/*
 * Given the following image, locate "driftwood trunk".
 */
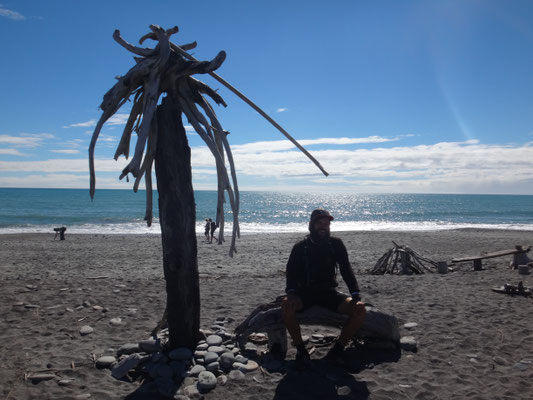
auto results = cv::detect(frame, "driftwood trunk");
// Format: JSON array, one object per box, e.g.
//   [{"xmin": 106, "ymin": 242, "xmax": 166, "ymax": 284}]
[
  {"xmin": 155, "ymin": 96, "xmax": 200, "ymax": 349},
  {"xmin": 235, "ymin": 296, "xmax": 400, "ymax": 359}
]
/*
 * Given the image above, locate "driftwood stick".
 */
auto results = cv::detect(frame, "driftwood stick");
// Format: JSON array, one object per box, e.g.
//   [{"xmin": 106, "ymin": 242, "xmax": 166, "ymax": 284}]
[
  {"xmin": 144, "ymin": 163, "xmax": 153, "ymax": 226},
  {"xmin": 113, "ymin": 29, "xmax": 155, "ymax": 57},
  {"xmin": 172, "ymin": 45, "xmax": 329, "ymax": 177},
  {"xmin": 114, "ymin": 92, "xmax": 143, "ymax": 160}
]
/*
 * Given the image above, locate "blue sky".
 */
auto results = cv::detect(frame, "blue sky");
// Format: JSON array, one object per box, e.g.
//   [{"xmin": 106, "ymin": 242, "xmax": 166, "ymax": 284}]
[{"xmin": 1, "ymin": 0, "xmax": 532, "ymax": 194}]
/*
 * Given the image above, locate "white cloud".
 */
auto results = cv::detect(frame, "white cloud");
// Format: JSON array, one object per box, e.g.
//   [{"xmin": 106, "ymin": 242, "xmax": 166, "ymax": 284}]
[
  {"xmin": 230, "ymin": 136, "xmax": 400, "ymax": 153},
  {"xmin": 0, "ymin": 5, "xmax": 25, "ymax": 20},
  {"xmin": 0, "ymin": 149, "xmax": 25, "ymax": 156},
  {"xmin": 276, "ymin": 108, "xmax": 288, "ymax": 113},
  {"xmin": 107, "ymin": 113, "xmax": 130, "ymax": 126},
  {"xmin": 1, "ymin": 138, "xmax": 532, "ymax": 194},
  {"xmin": 0, "ymin": 133, "xmax": 54, "ymax": 147},
  {"xmin": 64, "ymin": 113, "xmax": 131, "ymax": 129},
  {"xmin": 64, "ymin": 119, "xmax": 97, "ymax": 128},
  {"xmin": 51, "ymin": 149, "xmax": 80, "ymax": 154}
]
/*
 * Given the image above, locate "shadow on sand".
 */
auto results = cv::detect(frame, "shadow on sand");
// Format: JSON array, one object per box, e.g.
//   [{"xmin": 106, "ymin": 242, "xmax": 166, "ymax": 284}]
[{"xmin": 273, "ymin": 345, "xmax": 401, "ymax": 400}]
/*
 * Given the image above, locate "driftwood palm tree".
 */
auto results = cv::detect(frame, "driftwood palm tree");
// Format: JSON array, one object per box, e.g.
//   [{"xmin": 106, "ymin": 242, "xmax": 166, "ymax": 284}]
[{"xmin": 89, "ymin": 24, "xmax": 327, "ymax": 349}]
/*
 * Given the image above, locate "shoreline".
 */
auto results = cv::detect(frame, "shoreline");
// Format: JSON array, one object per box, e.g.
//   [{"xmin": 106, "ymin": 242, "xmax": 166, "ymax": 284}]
[{"xmin": 1, "ymin": 230, "xmax": 532, "ymax": 399}]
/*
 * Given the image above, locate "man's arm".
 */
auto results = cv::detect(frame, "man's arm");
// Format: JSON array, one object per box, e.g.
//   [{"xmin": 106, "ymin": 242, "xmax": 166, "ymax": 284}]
[
  {"xmin": 335, "ymin": 240, "xmax": 361, "ymax": 300},
  {"xmin": 285, "ymin": 243, "xmax": 301, "ymax": 294}
]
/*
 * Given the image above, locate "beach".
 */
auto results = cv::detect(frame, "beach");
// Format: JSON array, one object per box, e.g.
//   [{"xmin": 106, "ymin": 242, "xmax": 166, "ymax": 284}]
[{"xmin": 1, "ymin": 229, "xmax": 532, "ymax": 399}]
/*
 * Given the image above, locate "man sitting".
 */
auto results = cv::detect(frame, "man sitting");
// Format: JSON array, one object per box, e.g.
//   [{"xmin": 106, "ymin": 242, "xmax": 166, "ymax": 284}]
[{"xmin": 281, "ymin": 209, "xmax": 366, "ymax": 369}]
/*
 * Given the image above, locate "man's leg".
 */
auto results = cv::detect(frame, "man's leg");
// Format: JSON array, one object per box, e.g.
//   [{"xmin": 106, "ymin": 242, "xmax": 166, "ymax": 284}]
[
  {"xmin": 336, "ymin": 298, "xmax": 366, "ymax": 346},
  {"xmin": 325, "ymin": 297, "xmax": 366, "ymax": 362},
  {"xmin": 281, "ymin": 294, "xmax": 311, "ymax": 369},
  {"xmin": 281, "ymin": 295, "xmax": 305, "ymax": 345}
]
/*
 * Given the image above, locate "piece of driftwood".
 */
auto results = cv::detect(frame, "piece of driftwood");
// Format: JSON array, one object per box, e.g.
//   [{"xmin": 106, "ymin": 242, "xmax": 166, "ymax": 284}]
[
  {"xmin": 368, "ymin": 241, "xmax": 437, "ymax": 275},
  {"xmin": 235, "ymin": 295, "xmax": 400, "ymax": 359},
  {"xmin": 452, "ymin": 245, "xmax": 531, "ymax": 271}
]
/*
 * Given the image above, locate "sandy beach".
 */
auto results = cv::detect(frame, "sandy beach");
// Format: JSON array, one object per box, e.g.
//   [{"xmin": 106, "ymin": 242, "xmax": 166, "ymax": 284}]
[{"xmin": 1, "ymin": 229, "xmax": 532, "ymax": 399}]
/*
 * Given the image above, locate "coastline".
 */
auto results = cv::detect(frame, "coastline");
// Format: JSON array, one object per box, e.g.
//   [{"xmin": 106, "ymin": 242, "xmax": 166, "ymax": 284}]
[{"xmin": 1, "ymin": 229, "xmax": 532, "ymax": 399}]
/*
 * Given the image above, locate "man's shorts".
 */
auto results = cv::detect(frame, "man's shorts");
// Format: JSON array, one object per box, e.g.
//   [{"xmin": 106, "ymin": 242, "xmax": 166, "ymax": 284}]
[{"xmin": 294, "ymin": 288, "xmax": 349, "ymax": 312}]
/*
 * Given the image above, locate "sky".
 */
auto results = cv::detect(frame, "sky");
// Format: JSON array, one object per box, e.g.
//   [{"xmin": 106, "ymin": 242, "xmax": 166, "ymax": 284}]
[{"xmin": 1, "ymin": 0, "xmax": 533, "ymax": 194}]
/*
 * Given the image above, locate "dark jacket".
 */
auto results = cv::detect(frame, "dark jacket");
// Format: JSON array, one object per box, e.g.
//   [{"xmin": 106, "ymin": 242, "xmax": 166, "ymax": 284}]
[{"xmin": 285, "ymin": 236, "xmax": 359, "ymax": 294}]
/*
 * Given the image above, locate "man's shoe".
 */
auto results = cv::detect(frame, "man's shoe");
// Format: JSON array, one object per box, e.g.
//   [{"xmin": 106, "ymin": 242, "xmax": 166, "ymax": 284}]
[
  {"xmin": 323, "ymin": 343, "xmax": 345, "ymax": 364},
  {"xmin": 294, "ymin": 348, "xmax": 311, "ymax": 370}
]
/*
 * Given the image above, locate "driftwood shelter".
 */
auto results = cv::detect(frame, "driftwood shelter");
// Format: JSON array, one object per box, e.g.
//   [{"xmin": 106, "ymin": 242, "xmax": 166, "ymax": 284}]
[
  {"xmin": 368, "ymin": 241, "xmax": 438, "ymax": 275},
  {"xmin": 88, "ymin": 25, "xmax": 328, "ymax": 350}
]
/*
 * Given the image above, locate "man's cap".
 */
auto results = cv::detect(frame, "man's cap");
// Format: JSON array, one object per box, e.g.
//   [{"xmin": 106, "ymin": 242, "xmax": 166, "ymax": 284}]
[{"xmin": 309, "ymin": 209, "xmax": 334, "ymax": 224}]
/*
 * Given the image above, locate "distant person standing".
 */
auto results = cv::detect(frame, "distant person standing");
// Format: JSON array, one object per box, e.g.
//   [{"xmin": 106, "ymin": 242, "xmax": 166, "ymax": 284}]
[
  {"xmin": 210, "ymin": 219, "xmax": 218, "ymax": 243},
  {"xmin": 204, "ymin": 219, "xmax": 211, "ymax": 242}
]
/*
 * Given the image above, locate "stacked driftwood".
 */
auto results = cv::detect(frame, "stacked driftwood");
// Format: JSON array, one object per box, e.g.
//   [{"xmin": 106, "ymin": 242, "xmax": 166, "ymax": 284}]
[{"xmin": 368, "ymin": 241, "xmax": 437, "ymax": 275}]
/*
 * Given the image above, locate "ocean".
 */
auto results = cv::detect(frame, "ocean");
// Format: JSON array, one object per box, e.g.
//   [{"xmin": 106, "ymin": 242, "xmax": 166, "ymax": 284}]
[{"xmin": 1, "ymin": 188, "xmax": 532, "ymax": 234}]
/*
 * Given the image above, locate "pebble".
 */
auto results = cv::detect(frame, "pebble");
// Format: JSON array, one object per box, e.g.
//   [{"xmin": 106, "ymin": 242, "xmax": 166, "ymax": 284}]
[
  {"xmin": 111, "ymin": 353, "xmax": 141, "ymax": 379},
  {"xmin": 95, "ymin": 356, "xmax": 116, "ymax": 368},
  {"xmin": 196, "ymin": 343, "xmax": 209, "ymax": 351},
  {"xmin": 194, "ymin": 350, "xmax": 206, "ymax": 359},
  {"xmin": 93, "ymin": 305, "xmax": 103, "ymax": 311},
  {"xmin": 109, "ymin": 317, "xmax": 122, "ymax": 325},
  {"xmin": 219, "ymin": 352, "xmax": 237, "ymax": 369},
  {"xmin": 182, "ymin": 377, "xmax": 196, "ymax": 387},
  {"xmin": 400, "ymin": 336, "xmax": 418, "ymax": 352},
  {"xmin": 169, "ymin": 347, "xmax": 193, "ymax": 360},
  {"xmin": 235, "ymin": 355, "xmax": 248, "ymax": 363},
  {"xmin": 188, "ymin": 365, "xmax": 206, "ymax": 377},
  {"xmin": 217, "ymin": 374, "xmax": 228, "ymax": 386},
  {"xmin": 79, "ymin": 325, "xmax": 94, "ymax": 336},
  {"xmin": 337, "ymin": 386, "xmax": 351, "ymax": 396},
  {"xmin": 228, "ymin": 370, "xmax": 246, "ymax": 380},
  {"xmin": 514, "ymin": 362, "xmax": 528, "ymax": 371},
  {"xmin": 58, "ymin": 379, "xmax": 75, "ymax": 386},
  {"xmin": 206, "ymin": 361, "xmax": 220, "ymax": 372},
  {"xmin": 236, "ymin": 360, "xmax": 259, "ymax": 373},
  {"xmin": 206, "ymin": 335, "xmax": 223, "ymax": 346},
  {"xmin": 403, "ymin": 322, "xmax": 418, "ymax": 329},
  {"xmin": 117, "ymin": 343, "xmax": 139, "ymax": 356},
  {"xmin": 203, "ymin": 351, "xmax": 218, "ymax": 364},
  {"xmin": 244, "ymin": 343, "xmax": 257, "ymax": 352},
  {"xmin": 207, "ymin": 346, "xmax": 225, "ymax": 354},
  {"xmin": 24, "ymin": 304, "xmax": 40, "ymax": 309},
  {"xmin": 183, "ymin": 384, "xmax": 200, "ymax": 397},
  {"xmin": 492, "ymin": 356, "xmax": 507, "ymax": 365},
  {"xmin": 197, "ymin": 371, "xmax": 217, "ymax": 391},
  {"xmin": 139, "ymin": 339, "xmax": 161, "ymax": 353}
]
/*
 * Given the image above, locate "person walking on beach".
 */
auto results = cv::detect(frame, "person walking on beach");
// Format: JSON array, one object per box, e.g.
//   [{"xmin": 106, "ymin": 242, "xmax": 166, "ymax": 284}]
[
  {"xmin": 204, "ymin": 219, "xmax": 211, "ymax": 242},
  {"xmin": 209, "ymin": 219, "xmax": 218, "ymax": 243},
  {"xmin": 281, "ymin": 209, "xmax": 366, "ymax": 369}
]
